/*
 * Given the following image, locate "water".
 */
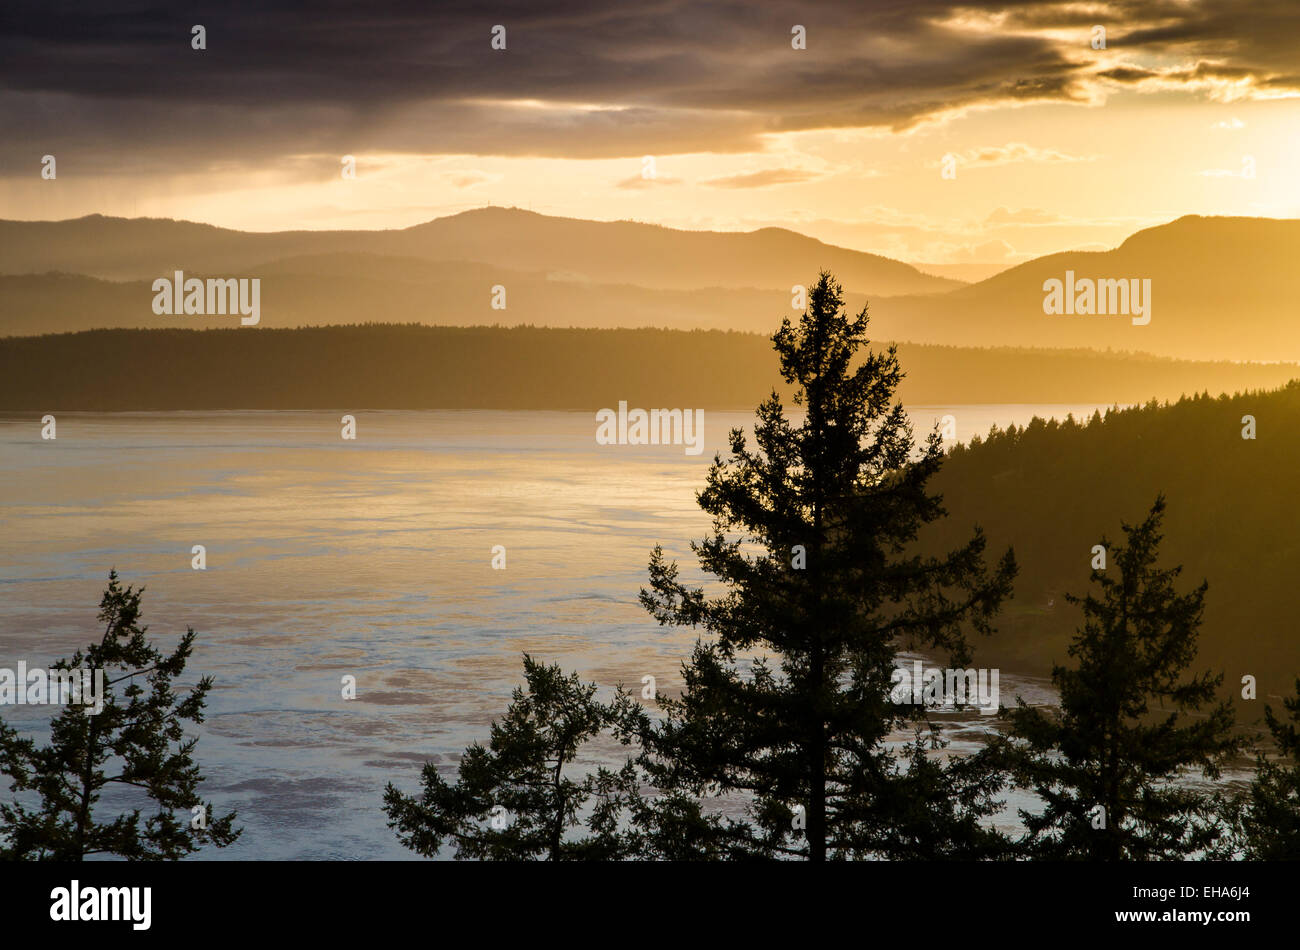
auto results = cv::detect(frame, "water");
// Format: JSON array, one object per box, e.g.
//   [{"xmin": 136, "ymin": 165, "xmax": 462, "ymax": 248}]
[{"xmin": 0, "ymin": 405, "xmax": 1134, "ymax": 859}]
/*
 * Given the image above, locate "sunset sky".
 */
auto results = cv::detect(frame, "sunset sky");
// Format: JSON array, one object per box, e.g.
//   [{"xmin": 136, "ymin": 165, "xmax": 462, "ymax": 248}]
[{"xmin": 3, "ymin": 1, "xmax": 1299, "ymax": 278}]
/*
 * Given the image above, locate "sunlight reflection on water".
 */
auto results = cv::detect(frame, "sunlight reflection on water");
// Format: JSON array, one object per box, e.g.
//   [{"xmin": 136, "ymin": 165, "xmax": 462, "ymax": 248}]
[{"xmin": 3, "ymin": 405, "xmax": 1197, "ymax": 859}]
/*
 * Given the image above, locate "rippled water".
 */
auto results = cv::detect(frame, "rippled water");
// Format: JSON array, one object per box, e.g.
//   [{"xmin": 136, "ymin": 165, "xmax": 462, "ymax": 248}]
[{"xmin": 0, "ymin": 406, "xmax": 1132, "ymax": 859}]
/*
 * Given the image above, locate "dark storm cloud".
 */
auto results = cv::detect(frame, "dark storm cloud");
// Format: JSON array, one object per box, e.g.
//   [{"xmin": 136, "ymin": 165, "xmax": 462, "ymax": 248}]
[{"xmin": 0, "ymin": 0, "xmax": 1297, "ymax": 175}]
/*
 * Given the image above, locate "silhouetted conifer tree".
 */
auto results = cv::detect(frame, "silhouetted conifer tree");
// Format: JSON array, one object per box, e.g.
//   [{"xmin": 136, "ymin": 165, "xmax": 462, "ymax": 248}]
[
  {"xmin": 383, "ymin": 654, "xmax": 643, "ymax": 860},
  {"xmin": 0, "ymin": 571, "xmax": 239, "ymax": 859},
  {"xmin": 1235, "ymin": 677, "xmax": 1300, "ymax": 859},
  {"xmin": 635, "ymin": 272, "xmax": 1017, "ymax": 860},
  {"xmin": 1006, "ymin": 498, "xmax": 1240, "ymax": 859}
]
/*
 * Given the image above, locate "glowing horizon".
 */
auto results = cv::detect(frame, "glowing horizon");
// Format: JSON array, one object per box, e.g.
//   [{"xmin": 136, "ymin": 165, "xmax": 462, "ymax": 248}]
[{"xmin": 2, "ymin": 3, "xmax": 1299, "ymax": 280}]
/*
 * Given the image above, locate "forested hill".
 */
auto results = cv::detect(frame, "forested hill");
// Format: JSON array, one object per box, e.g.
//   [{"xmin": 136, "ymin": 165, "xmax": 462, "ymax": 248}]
[
  {"xmin": 1, "ymin": 324, "xmax": 1295, "ymax": 411},
  {"xmin": 923, "ymin": 382, "xmax": 1300, "ymax": 706}
]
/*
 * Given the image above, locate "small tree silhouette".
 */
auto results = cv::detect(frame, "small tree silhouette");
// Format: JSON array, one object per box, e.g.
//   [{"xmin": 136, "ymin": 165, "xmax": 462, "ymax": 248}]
[
  {"xmin": 1006, "ymin": 498, "xmax": 1241, "ymax": 860},
  {"xmin": 0, "ymin": 570, "xmax": 240, "ymax": 859},
  {"xmin": 383, "ymin": 654, "xmax": 642, "ymax": 860},
  {"xmin": 1234, "ymin": 677, "xmax": 1300, "ymax": 859}
]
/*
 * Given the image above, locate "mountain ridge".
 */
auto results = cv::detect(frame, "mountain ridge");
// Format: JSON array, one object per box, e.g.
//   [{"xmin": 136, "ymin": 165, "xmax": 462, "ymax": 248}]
[
  {"xmin": 0, "ymin": 206, "xmax": 962, "ymax": 295},
  {"xmin": 4, "ymin": 210, "xmax": 1300, "ymax": 361}
]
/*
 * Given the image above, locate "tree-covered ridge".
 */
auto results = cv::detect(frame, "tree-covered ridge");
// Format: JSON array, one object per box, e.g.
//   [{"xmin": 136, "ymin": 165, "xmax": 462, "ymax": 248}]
[
  {"xmin": 924, "ymin": 381, "xmax": 1300, "ymax": 702},
  {"xmin": 1, "ymin": 324, "xmax": 1295, "ymax": 410}
]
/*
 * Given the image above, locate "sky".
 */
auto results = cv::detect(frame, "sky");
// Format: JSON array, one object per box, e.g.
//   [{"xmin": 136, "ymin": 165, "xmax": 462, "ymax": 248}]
[{"xmin": 2, "ymin": 0, "xmax": 1299, "ymax": 278}]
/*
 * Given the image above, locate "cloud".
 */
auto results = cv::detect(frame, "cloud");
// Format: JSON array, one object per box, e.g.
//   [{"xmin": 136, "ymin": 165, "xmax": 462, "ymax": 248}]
[
  {"xmin": 2, "ymin": 0, "xmax": 1299, "ymax": 174},
  {"xmin": 948, "ymin": 143, "xmax": 1096, "ymax": 170},
  {"xmin": 1095, "ymin": 61, "xmax": 1278, "ymax": 103},
  {"xmin": 444, "ymin": 171, "xmax": 499, "ymax": 189},
  {"xmin": 985, "ymin": 207, "xmax": 1065, "ymax": 226},
  {"xmin": 949, "ymin": 239, "xmax": 1019, "ymax": 262},
  {"xmin": 615, "ymin": 173, "xmax": 684, "ymax": 189},
  {"xmin": 702, "ymin": 168, "xmax": 821, "ymax": 188}
]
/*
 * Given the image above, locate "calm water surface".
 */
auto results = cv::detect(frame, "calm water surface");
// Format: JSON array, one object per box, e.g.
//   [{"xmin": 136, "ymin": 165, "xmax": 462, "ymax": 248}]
[{"xmin": 0, "ymin": 406, "xmax": 1127, "ymax": 858}]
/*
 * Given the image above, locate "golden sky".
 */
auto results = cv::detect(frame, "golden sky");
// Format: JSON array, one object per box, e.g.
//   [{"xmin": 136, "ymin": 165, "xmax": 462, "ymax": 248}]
[{"xmin": 3, "ymin": 1, "xmax": 1298, "ymax": 278}]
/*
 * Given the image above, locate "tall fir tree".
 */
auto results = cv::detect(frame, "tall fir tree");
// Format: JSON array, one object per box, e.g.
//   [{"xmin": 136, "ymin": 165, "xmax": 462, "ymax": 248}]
[
  {"xmin": 636, "ymin": 272, "xmax": 1017, "ymax": 860},
  {"xmin": 0, "ymin": 571, "xmax": 240, "ymax": 860},
  {"xmin": 1006, "ymin": 497, "xmax": 1240, "ymax": 860}
]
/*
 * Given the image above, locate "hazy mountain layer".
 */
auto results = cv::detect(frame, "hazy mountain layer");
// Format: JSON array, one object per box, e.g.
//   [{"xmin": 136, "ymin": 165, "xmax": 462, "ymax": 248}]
[
  {"xmin": 873, "ymin": 215, "xmax": 1300, "ymax": 361},
  {"xmin": 3, "ymin": 211, "xmax": 1298, "ymax": 362},
  {"xmin": 0, "ymin": 207, "xmax": 960, "ymax": 295}
]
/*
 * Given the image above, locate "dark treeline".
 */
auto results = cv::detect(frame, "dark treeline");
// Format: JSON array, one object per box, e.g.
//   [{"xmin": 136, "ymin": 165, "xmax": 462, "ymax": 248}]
[
  {"xmin": 922, "ymin": 382, "xmax": 1300, "ymax": 705},
  {"xmin": 1, "ymin": 324, "xmax": 1296, "ymax": 411}
]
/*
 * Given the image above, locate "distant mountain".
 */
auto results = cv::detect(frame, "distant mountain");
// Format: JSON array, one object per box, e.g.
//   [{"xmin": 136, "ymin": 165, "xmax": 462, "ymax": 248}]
[
  {"xmin": 907, "ymin": 260, "xmax": 1017, "ymax": 283},
  {"xmin": 0, "ymin": 260, "xmax": 833, "ymax": 336},
  {"xmin": 871, "ymin": 216, "xmax": 1300, "ymax": 362},
  {"xmin": 4, "ymin": 211, "xmax": 1298, "ymax": 363},
  {"xmin": 0, "ymin": 207, "xmax": 961, "ymax": 295}
]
